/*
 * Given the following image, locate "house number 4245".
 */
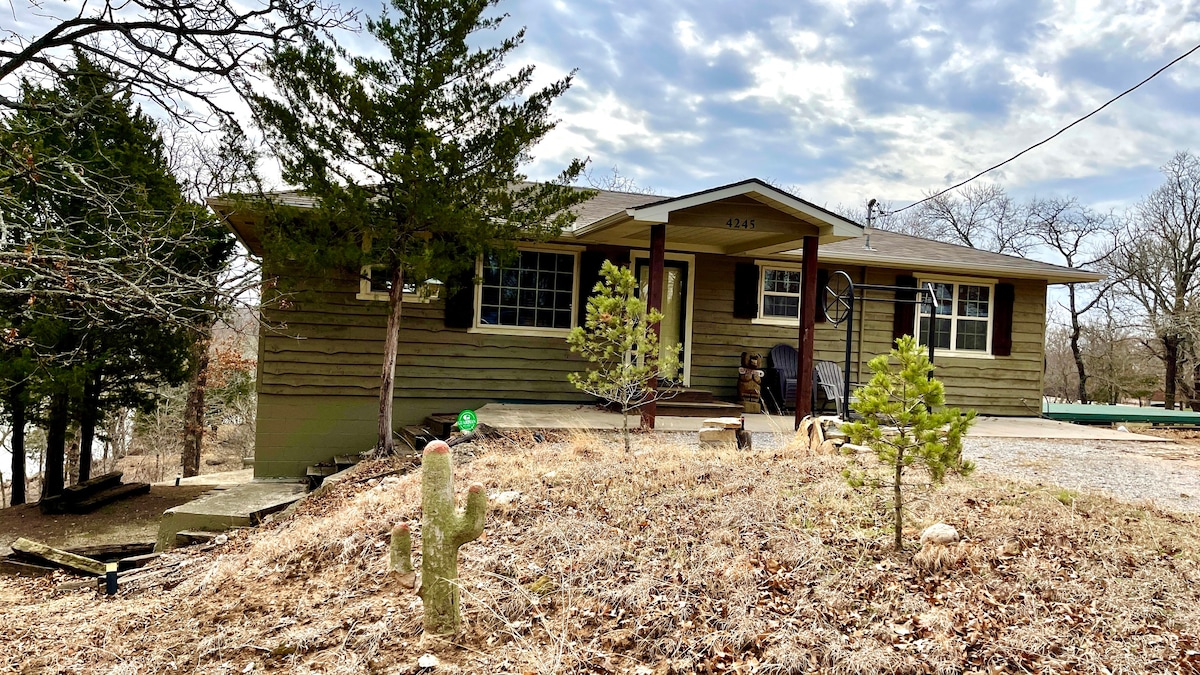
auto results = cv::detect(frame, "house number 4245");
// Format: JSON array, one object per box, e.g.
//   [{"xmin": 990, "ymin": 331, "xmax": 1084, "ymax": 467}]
[{"xmin": 727, "ymin": 218, "xmax": 756, "ymax": 230}]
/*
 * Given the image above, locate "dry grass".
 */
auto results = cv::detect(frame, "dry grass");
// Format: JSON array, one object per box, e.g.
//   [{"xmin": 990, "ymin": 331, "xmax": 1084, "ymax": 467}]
[{"xmin": 2, "ymin": 431, "xmax": 1200, "ymax": 674}]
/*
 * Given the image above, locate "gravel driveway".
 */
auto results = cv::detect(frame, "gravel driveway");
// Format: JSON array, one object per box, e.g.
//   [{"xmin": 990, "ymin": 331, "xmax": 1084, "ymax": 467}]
[{"xmin": 964, "ymin": 437, "xmax": 1200, "ymax": 514}]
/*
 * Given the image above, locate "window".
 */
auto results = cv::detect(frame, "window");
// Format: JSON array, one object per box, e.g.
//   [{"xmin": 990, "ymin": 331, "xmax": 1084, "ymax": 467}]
[
  {"xmin": 916, "ymin": 280, "xmax": 992, "ymax": 353},
  {"xmin": 357, "ymin": 266, "xmax": 442, "ymax": 303},
  {"xmin": 476, "ymin": 249, "xmax": 577, "ymax": 332},
  {"xmin": 760, "ymin": 267, "xmax": 803, "ymax": 319}
]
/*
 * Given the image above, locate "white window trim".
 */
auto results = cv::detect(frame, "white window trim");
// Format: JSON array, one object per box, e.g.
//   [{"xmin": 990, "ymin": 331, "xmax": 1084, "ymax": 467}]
[
  {"xmin": 914, "ymin": 276, "xmax": 997, "ymax": 358},
  {"xmin": 356, "ymin": 265, "xmax": 442, "ymax": 303},
  {"xmin": 630, "ymin": 250, "xmax": 696, "ymax": 387},
  {"xmin": 751, "ymin": 260, "xmax": 806, "ymax": 326},
  {"xmin": 469, "ymin": 245, "xmax": 582, "ymax": 338}
]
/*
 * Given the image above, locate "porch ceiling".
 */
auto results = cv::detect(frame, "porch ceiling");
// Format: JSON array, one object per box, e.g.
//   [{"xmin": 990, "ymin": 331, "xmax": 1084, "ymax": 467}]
[{"xmin": 572, "ymin": 179, "xmax": 863, "ymax": 255}]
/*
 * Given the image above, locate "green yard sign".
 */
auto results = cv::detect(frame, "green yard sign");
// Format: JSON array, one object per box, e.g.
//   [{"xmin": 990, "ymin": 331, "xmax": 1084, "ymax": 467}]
[{"xmin": 456, "ymin": 409, "xmax": 478, "ymax": 433}]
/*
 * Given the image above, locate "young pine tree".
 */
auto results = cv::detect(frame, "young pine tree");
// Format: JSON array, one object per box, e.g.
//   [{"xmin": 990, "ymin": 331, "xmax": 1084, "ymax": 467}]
[
  {"xmin": 252, "ymin": 0, "xmax": 592, "ymax": 454},
  {"xmin": 567, "ymin": 261, "xmax": 680, "ymax": 453},
  {"xmin": 841, "ymin": 335, "xmax": 976, "ymax": 550}
]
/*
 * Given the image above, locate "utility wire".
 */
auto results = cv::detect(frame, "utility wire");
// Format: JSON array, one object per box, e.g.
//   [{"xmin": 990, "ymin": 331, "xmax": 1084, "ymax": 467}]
[{"xmin": 888, "ymin": 40, "xmax": 1200, "ymax": 215}]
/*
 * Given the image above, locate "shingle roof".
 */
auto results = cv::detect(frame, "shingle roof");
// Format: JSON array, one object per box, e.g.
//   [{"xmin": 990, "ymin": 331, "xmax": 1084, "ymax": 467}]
[{"xmin": 812, "ymin": 229, "xmax": 1103, "ymax": 283}]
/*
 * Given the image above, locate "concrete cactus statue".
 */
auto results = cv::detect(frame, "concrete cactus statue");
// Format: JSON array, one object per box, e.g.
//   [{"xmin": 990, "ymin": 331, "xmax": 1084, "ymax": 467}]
[{"xmin": 390, "ymin": 440, "xmax": 486, "ymax": 635}]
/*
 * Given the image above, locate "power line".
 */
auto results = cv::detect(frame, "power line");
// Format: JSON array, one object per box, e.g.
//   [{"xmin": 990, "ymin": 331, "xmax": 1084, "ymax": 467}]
[{"xmin": 888, "ymin": 40, "xmax": 1200, "ymax": 215}]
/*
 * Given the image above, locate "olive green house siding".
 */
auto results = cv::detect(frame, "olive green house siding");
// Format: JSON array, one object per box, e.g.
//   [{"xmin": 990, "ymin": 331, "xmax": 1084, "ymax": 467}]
[
  {"xmin": 253, "ymin": 251, "xmax": 1050, "ymax": 477},
  {"xmin": 211, "ymin": 179, "xmax": 1099, "ymax": 478}
]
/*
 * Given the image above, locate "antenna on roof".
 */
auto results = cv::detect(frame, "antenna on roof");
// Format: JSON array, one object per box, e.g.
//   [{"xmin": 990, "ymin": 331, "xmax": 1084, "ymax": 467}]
[{"xmin": 864, "ymin": 199, "xmax": 877, "ymax": 251}]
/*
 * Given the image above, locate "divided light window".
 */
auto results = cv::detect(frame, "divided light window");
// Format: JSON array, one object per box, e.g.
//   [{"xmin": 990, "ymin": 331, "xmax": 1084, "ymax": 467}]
[
  {"xmin": 760, "ymin": 267, "xmax": 803, "ymax": 319},
  {"xmin": 479, "ymin": 250, "xmax": 576, "ymax": 330},
  {"xmin": 916, "ymin": 280, "xmax": 992, "ymax": 353}
]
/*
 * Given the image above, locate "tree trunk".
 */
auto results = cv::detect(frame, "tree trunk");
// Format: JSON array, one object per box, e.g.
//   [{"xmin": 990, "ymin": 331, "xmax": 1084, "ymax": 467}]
[
  {"xmin": 181, "ymin": 328, "xmax": 212, "ymax": 478},
  {"xmin": 1164, "ymin": 335, "xmax": 1180, "ymax": 410},
  {"xmin": 41, "ymin": 391, "xmax": 69, "ymax": 500},
  {"xmin": 893, "ymin": 444, "xmax": 904, "ymax": 550},
  {"xmin": 77, "ymin": 371, "xmax": 101, "ymax": 483},
  {"xmin": 378, "ymin": 267, "xmax": 404, "ymax": 454},
  {"xmin": 8, "ymin": 385, "xmax": 26, "ymax": 506},
  {"xmin": 1068, "ymin": 288, "xmax": 1089, "ymax": 404}
]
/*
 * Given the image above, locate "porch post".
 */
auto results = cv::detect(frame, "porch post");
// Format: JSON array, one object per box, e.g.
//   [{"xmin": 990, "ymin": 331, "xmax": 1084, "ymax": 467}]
[
  {"xmin": 642, "ymin": 223, "xmax": 666, "ymax": 430},
  {"xmin": 795, "ymin": 235, "xmax": 819, "ymax": 429}
]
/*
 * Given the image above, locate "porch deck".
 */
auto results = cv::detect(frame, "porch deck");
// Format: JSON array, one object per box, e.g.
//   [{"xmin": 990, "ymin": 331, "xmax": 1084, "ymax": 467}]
[{"xmin": 474, "ymin": 403, "xmax": 1169, "ymax": 442}]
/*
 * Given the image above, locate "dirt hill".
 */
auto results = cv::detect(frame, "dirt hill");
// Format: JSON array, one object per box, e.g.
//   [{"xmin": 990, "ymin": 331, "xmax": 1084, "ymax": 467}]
[{"xmin": 2, "ymin": 431, "xmax": 1199, "ymax": 674}]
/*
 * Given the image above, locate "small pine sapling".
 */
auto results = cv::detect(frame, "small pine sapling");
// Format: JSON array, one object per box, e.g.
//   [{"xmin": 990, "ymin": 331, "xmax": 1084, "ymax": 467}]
[
  {"xmin": 841, "ymin": 335, "xmax": 976, "ymax": 549},
  {"xmin": 567, "ymin": 260, "xmax": 681, "ymax": 452}
]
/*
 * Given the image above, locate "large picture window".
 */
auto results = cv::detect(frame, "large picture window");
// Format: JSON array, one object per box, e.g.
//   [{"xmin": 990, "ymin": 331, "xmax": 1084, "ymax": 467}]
[
  {"xmin": 916, "ymin": 280, "xmax": 992, "ymax": 353},
  {"xmin": 760, "ymin": 267, "xmax": 803, "ymax": 319},
  {"xmin": 477, "ymin": 249, "xmax": 577, "ymax": 331}
]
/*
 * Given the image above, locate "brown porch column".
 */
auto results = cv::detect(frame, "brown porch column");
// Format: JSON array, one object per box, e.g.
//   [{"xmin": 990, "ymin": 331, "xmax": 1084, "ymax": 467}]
[
  {"xmin": 642, "ymin": 223, "xmax": 666, "ymax": 430},
  {"xmin": 795, "ymin": 235, "xmax": 819, "ymax": 429}
]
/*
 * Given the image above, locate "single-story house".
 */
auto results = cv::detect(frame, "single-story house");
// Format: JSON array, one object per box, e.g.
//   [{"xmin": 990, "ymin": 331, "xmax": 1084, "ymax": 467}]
[{"xmin": 209, "ymin": 179, "xmax": 1103, "ymax": 478}]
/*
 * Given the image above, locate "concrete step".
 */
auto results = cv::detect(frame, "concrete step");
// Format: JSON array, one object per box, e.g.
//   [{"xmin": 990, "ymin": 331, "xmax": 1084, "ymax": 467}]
[
  {"xmin": 656, "ymin": 400, "xmax": 744, "ymax": 417},
  {"xmin": 157, "ymin": 482, "xmax": 307, "ymax": 551}
]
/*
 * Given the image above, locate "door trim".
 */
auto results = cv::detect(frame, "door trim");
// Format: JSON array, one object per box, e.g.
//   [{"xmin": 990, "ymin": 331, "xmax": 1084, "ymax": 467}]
[{"xmin": 631, "ymin": 251, "xmax": 696, "ymax": 387}]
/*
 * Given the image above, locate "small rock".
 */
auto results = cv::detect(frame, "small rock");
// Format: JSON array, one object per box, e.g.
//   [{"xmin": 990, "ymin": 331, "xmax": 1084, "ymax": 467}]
[
  {"xmin": 214, "ymin": 534, "xmax": 229, "ymax": 546},
  {"xmin": 919, "ymin": 523, "xmax": 960, "ymax": 547},
  {"xmin": 417, "ymin": 653, "xmax": 439, "ymax": 669},
  {"xmin": 490, "ymin": 490, "xmax": 522, "ymax": 505},
  {"xmin": 1117, "ymin": 425, "xmax": 1129, "ymax": 433},
  {"xmin": 541, "ymin": 471, "xmax": 557, "ymax": 480}
]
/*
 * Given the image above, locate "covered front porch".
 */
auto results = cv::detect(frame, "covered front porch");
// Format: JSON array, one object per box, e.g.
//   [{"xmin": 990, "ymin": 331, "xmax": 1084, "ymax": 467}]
[
  {"xmin": 474, "ymin": 402, "xmax": 1172, "ymax": 442},
  {"xmin": 569, "ymin": 179, "xmax": 863, "ymax": 428}
]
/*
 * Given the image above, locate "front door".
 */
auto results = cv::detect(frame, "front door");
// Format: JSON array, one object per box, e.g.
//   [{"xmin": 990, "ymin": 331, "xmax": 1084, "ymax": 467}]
[{"xmin": 636, "ymin": 259, "xmax": 689, "ymax": 384}]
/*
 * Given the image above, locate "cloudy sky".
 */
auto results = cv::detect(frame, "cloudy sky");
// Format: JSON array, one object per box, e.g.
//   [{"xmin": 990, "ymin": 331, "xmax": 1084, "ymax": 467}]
[{"xmin": 409, "ymin": 0, "xmax": 1200, "ymax": 213}]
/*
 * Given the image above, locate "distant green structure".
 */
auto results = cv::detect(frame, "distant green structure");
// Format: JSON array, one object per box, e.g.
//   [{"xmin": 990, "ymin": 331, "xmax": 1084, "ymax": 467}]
[{"xmin": 1043, "ymin": 403, "xmax": 1200, "ymax": 426}]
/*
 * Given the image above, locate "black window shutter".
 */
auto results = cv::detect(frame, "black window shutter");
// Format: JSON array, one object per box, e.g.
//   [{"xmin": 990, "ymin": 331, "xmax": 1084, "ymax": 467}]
[
  {"xmin": 992, "ymin": 282, "xmax": 1015, "ymax": 356},
  {"xmin": 733, "ymin": 262, "xmax": 760, "ymax": 319},
  {"xmin": 576, "ymin": 250, "xmax": 609, "ymax": 326},
  {"xmin": 443, "ymin": 265, "xmax": 476, "ymax": 328},
  {"xmin": 813, "ymin": 268, "xmax": 829, "ymax": 324},
  {"xmin": 892, "ymin": 275, "xmax": 918, "ymax": 343}
]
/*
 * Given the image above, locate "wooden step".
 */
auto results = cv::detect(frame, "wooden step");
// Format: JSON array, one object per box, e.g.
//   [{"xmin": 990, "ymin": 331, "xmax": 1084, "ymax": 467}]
[
  {"xmin": 65, "ymin": 542, "xmax": 155, "ymax": 562},
  {"xmin": 306, "ymin": 464, "xmax": 337, "ymax": 489},
  {"xmin": 655, "ymin": 400, "xmax": 744, "ymax": 417},
  {"xmin": 424, "ymin": 414, "xmax": 459, "ymax": 439},
  {"xmin": 65, "ymin": 482, "xmax": 151, "ymax": 514},
  {"xmin": 399, "ymin": 426, "xmax": 436, "ymax": 453},
  {"xmin": 333, "ymin": 454, "xmax": 364, "ymax": 470},
  {"xmin": 118, "ymin": 553, "xmax": 162, "ymax": 572},
  {"xmin": 660, "ymin": 388, "xmax": 717, "ymax": 404}
]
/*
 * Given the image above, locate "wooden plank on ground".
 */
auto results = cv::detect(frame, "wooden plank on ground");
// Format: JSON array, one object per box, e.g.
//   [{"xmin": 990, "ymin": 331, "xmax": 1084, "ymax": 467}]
[
  {"xmin": 65, "ymin": 542, "xmax": 156, "ymax": 561},
  {"xmin": 66, "ymin": 483, "xmax": 151, "ymax": 514},
  {"xmin": 0, "ymin": 558, "xmax": 58, "ymax": 577},
  {"xmin": 11, "ymin": 538, "xmax": 106, "ymax": 576}
]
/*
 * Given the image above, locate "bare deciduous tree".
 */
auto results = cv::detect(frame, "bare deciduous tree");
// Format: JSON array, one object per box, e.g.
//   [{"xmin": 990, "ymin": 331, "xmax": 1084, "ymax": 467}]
[
  {"xmin": 917, "ymin": 183, "xmax": 1034, "ymax": 255},
  {"xmin": 1029, "ymin": 197, "xmax": 1121, "ymax": 403},
  {"xmin": 1111, "ymin": 151, "xmax": 1200, "ymax": 410}
]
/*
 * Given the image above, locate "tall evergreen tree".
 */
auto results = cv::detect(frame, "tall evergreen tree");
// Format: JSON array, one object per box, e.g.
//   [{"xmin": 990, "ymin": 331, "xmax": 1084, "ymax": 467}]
[
  {"xmin": 251, "ymin": 0, "xmax": 592, "ymax": 453},
  {"xmin": 0, "ymin": 56, "xmax": 233, "ymax": 494}
]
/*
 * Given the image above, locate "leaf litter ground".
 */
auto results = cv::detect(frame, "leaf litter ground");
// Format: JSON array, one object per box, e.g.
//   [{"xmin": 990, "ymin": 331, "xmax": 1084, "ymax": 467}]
[{"xmin": 1, "ymin": 430, "xmax": 1198, "ymax": 674}]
